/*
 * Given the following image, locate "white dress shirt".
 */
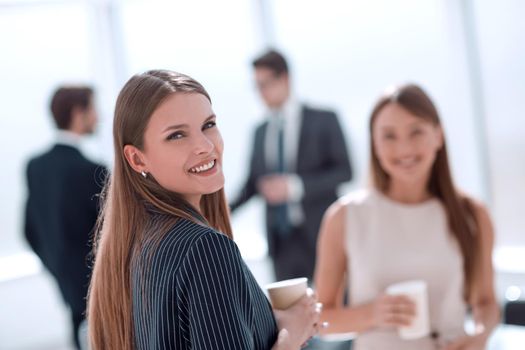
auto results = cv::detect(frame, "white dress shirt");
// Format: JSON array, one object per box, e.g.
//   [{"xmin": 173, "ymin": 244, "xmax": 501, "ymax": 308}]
[
  {"xmin": 263, "ymin": 97, "xmax": 305, "ymax": 225},
  {"xmin": 55, "ymin": 130, "xmax": 82, "ymax": 149}
]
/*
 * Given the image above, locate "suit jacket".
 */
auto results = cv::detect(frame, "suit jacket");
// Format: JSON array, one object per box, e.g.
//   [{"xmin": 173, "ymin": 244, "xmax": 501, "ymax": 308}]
[
  {"xmin": 230, "ymin": 105, "xmax": 352, "ymax": 256},
  {"xmin": 24, "ymin": 144, "xmax": 106, "ymax": 315}
]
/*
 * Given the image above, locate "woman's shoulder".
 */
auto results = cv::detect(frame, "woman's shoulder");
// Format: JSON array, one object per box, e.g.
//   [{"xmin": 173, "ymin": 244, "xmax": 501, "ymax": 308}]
[
  {"xmin": 164, "ymin": 218, "xmax": 236, "ymax": 251},
  {"xmin": 321, "ymin": 188, "xmax": 376, "ymax": 226},
  {"xmin": 340, "ymin": 188, "xmax": 375, "ymax": 204},
  {"xmin": 172, "ymin": 220, "xmax": 248, "ymax": 289},
  {"xmin": 169, "ymin": 217, "xmax": 220, "ymax": 236},
  {"xmin": 138, "ymin": 217, "xmax": 237, "ymax": 269},
  {"xmin": 459, "ymin": 193, "xmax": 488, "ymax": 212},
  {"xmin": 458, "ymin": 193, "xmax": 493, "ymax": 230},
  {"xmin": 334, "ymin": 188, "xmax": 376, "ymax": 212}
]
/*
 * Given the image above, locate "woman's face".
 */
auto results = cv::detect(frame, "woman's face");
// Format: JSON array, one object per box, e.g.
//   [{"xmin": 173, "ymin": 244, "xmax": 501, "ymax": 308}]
[
  {"xmin": 373, "ymin": 103, "xmax": 443, "ymax": 186},
  {"xmin": 137, "ymin": 92, "xmax": 224, "ymax": 207}
]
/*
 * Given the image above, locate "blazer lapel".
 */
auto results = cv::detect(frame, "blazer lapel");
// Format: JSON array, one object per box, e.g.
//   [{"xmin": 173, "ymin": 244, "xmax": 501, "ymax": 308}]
[
  {"xmin": 255, "ymin": 121, "xmax": 270, "ymax": 175},
  {"xmin": 296, "ymin": 106, "xmax": 310, "ymax": 173}
]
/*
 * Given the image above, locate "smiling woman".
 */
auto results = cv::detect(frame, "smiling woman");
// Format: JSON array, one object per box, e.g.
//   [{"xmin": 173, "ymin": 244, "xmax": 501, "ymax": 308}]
[
  {"xmin": 314, "ymin": 84, "xmax": 500, "ymax": 350},
  {"xmin": 123, "ymin": 93, "xmax": 225, "ymax": 209},
  {"xmin": 87, "ymin": 70, "xmax": 320, "ymax": 350}
]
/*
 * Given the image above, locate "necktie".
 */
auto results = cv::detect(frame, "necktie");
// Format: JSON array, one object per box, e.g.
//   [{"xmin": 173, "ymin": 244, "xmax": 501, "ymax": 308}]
[
  {"xmin": 275, "ymin": 117, "xmax": 290, "ymax": 236},
  {"xmin": 277, "ymin": 118, "xmax": 285, "ymax": 173}
]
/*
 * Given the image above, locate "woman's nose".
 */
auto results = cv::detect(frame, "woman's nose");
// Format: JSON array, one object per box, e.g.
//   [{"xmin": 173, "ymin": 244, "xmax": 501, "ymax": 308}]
[{"xmin": 192, "ymin": 133, "xmax": 214, "ymax": 155}]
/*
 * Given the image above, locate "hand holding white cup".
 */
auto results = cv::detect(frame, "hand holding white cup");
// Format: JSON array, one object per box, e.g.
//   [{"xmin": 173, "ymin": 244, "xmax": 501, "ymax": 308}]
[
  {"xmin": 266, "ymin": 277, "xmax": 328, "ymax": 349},
  {"xmin": 385, "ymin": 280, "xmax": 430, "ymax": 339},
  {"xmin": 266, "ymin": 277, "xmax": 309, "ymax": 309}
]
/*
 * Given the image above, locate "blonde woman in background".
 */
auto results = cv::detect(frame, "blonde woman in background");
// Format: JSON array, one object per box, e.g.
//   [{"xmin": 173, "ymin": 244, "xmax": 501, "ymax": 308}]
[{"xmin": 315, "ymin": 84, "xmax": 499, "ymax": 349}]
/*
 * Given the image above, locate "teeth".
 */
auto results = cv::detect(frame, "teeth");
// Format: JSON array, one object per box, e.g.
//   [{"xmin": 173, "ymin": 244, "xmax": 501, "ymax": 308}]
[
  {"xmin": 397, "ymin": 157, "xmax": 417, "ymax": 167},
  {"xmin": 190, "ymin": 160, "xmax": 215, "ymax": 173}
]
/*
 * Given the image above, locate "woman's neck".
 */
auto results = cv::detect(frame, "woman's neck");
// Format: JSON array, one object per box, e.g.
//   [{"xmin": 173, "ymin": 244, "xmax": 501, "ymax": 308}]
[
  {"xmin": 186, "ymin": 195, "xmax": 202, "ymax": 214},
  {"xmin": 386, "ymin": 180, "xmax": 432, "ymax": 204}
]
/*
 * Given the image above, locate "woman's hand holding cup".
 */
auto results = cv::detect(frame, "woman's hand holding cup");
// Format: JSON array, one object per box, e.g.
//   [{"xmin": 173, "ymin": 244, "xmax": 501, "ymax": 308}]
[
  {"xmin": 369, "ymin": 293, "xmax": 416, "ymax": 328},
  {"xmin": 267, "ymin": 278, "xmax": 323, "ymax": 349}
]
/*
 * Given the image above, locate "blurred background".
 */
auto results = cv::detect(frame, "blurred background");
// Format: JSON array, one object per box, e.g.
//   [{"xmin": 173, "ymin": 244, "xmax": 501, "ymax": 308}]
[{"xmin": 0, "ymin": 0, "xmax": 523, "ymax": 348}]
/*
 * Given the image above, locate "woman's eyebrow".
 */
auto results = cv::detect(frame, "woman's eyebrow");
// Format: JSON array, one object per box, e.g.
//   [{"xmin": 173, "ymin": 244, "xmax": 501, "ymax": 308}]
[{"xmin": 162, "ymin": 123, "xmax": 188, "ymax": 133}]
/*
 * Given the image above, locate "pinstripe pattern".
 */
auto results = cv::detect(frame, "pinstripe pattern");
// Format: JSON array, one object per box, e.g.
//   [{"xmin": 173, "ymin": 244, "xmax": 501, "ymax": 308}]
[{"xmin": 132, "ymin": 216, "xmax": 278, "ymax": 349}]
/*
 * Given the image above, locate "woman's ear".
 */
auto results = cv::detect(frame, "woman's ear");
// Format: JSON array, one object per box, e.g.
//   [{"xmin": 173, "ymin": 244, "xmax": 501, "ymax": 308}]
[{"xmin": 123, "ymin": 145, "xmax": 148, "ymax": 174}]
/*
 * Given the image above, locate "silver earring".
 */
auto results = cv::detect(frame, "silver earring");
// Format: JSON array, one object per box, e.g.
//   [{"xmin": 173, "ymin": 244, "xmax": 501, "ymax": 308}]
[{"xmin": 141, "ymin": 171, "xmax": 147, "ymax": 178}]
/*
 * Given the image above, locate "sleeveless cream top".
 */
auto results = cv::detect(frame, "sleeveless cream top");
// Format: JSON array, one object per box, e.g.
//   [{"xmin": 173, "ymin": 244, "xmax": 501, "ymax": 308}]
[{"xmin": 343, "ymin": 189, "xmax": 467, "ymax": 349}]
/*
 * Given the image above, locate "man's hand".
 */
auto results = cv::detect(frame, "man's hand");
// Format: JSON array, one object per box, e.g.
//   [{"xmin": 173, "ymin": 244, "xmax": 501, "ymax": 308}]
[{"xmin": 258, "ymin": 175, "xmax": 290, "ymax": 204}]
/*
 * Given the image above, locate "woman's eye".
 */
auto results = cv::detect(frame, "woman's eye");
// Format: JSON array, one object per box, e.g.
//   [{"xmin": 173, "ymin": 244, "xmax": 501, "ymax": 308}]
[
  {"xmin": 203, "ymin": 121, "xmax": 216, "ymax": 130},
  {"xmin": 411, "ymin": 129, "xmax": 423, "ymax": 137},
  {"xmin": 167, "ymin": 131, "xmax": 184, "ymax": 140},
  {"xmin": 383, "ymin": 133, "xmax": 396, "ymax": 140}
]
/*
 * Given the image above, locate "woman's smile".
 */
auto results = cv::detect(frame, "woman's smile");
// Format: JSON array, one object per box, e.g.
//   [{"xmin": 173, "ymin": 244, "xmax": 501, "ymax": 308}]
[{"xmin": 188, "ymin": 158, "xmax": 219, "ymax": 176}]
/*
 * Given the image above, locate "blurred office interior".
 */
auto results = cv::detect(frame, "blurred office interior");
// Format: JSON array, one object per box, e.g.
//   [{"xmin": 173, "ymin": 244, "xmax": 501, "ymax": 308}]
[{"xmin": 0, "ymin": 0, "xmax": 524, "ymax": 348}]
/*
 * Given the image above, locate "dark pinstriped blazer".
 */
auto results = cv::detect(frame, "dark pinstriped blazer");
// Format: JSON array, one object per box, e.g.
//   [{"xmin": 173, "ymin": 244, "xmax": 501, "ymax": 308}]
[{"xmin": 131, "ymin": 215, "xmax": 277, "ymax": 349}]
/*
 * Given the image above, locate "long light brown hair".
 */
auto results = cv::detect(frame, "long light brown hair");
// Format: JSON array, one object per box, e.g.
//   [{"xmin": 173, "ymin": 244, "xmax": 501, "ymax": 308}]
[
  {"xmin": 87, "ymin": 70, "xmax": 232, "ymax": 349},
  {"xmin": 369, "ymin": 84, "xmax": 479, "ymax": 300}
]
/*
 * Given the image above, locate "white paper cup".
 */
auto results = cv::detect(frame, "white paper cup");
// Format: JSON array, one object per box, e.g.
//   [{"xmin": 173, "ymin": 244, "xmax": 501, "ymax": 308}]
[
  {"xmin": 386, "ymin": 280, "xmax": 430, "ymax": 339},
  {"xmin": 265, "ymin": 277, "xmax": 308, "ymax": 309}
]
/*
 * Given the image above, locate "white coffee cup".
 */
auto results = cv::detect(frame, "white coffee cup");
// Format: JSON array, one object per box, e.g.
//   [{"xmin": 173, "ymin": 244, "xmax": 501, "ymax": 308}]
[
  {"xmin": 265, "ymin": 277, "xmax": 308, "ymax": 309},
  {"xmin": 386, "ymin": 279, "xmax": 430, "ymax": 339}
]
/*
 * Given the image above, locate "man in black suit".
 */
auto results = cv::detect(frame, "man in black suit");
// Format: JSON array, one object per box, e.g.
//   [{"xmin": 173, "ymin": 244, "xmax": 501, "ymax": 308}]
[
  {"xmin": 231, "ymin": 50, "xmax": 352, "ymax": 282},
  {"xmin": 24, "ymin": 86, "xmax": 106, "ymax": 349}
]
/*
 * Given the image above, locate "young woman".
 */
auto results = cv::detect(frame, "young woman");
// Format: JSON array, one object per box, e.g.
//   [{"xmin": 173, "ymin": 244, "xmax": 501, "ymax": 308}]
[
  {"xmin": 315, "ymin": 84, "xmax": 499, "ymax": 349},
  {"xmin": 87, "ymin": 70, "xmax": 319, "ymax": 349}
]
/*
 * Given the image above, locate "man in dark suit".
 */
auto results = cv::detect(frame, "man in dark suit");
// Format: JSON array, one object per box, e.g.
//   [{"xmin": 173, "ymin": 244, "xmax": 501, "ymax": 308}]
[
  {"xmin": 230, "ymin": 50, "xmax": 352, "ymax": 282},
  {"xmin": 24, "ymin": 86, "xmax": 106, "ymax": 349}
]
